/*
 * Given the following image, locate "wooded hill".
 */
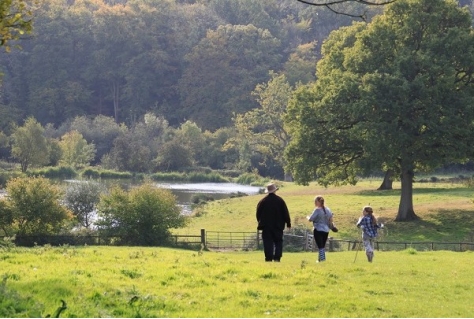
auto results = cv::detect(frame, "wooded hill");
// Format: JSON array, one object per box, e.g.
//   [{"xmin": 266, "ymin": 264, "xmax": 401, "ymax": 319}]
[{"xmin": 0, "ymin": 0, "xmax": 365, "ymax": 131}]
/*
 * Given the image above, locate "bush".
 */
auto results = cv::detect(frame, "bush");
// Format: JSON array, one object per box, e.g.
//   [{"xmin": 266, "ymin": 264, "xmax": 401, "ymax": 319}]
[
  {"xmin": 6, "ymin": 176, "xmax": 71, "ymax": 236},
  {"xmin": 96, "ymin": 183, "xmax": 187, "ymax": 246}
]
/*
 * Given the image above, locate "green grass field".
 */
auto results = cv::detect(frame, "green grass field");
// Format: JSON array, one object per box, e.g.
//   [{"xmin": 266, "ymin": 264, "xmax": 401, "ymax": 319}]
[
  {"xmin": 1, "ymin": 246, "xmax": 473, "ymax": 317},
  {"xmin": 1, "ymin": 178, "xmax": 473, "ymax": 317},
  {"xmin": 177, "ymin": 179, "xmax": 474, "ymax": 243}
]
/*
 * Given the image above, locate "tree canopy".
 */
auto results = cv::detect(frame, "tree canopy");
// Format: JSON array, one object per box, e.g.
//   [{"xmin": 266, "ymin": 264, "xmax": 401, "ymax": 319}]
[
  {"xmin": 0, "ymin": 0, "xmax": 33, "ymax": 51},
  {"xmin": 10, "ymin": 117, "xmax": 49, "ymax": 172},
  {"xmin": 285, "ymin": 0, "xmax": 474, "ymax": 221}
]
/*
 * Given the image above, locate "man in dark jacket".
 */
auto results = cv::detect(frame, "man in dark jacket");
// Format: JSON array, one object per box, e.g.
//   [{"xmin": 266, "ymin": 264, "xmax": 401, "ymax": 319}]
[{"xmin": 256, "ymin": 183, "xmax": 291, "ymax": 262}]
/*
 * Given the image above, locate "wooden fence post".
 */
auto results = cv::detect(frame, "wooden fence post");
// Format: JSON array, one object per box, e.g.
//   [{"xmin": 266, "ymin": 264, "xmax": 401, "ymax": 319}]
[{"xmin": 201, "ymin": 229, "xmax": 206, "ymax": 249}]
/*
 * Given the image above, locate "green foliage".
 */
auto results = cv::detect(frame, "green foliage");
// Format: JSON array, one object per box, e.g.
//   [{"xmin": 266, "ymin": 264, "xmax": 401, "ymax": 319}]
[
  {"xmin": 150, "ymin": 171, "xmax": 188, "ymax": 181},
  {"xmin": 154, "ymin": 139, "xmax": 193, "ymax": 172},
  {"xmin": 80, "ymin": 168, "xmax": 100, "ymax": 179},
  {"xmin": 187, "ymin": 172, "xmax": 228, "ymax": 183},
  {"xmin": 105, "ymin": 113, "xmax": 171, "ymax": 173},
  {"xmin": 96, "ymin": 183, "xmax": 186, "ymax": 246},
  {"xmin": 46, "ymin": 138, "xmax": 62, "ymax": 166},
  {"xmin": 283, "ymin": 42, "xmax": 318, "ymax": 86},
  {"xmin": 69, "ymin": 116, "xmax": 127, "ymax": 164},
  {"xmin": 0, "ymin": 276, "xmax": 43, "ymax": 317},
  {"xmin": 235, "ymin": 172, "xmax": 268, "ymax": 186},
  {"xmin": 284, "ymin": 0, "xmax": 474, "ymax": 220},
  {"xmin": 405, "ymin": 247, "xmax": 418, "ymax": 255},
  {"xmin": 64, "ymin": 180, "xmax": 105, "ymax": 228},
  {"xmin": 0, "ymin": 200, "xmax": 14, "ymax": 236},
  {"xmin": 0, "ymin": 170, "xmax": 23, "ymax": 189},
  {"xmin": 59, "ymin": 131, "xmax": 96, "ymax": 169},
  {"xmin": 5, "ymin": 176, "xmax": 72, "ymax": 235},
  {"xmin": 80, "ymin": 168, "xmax": 133, "ymax": 179},
  {"xmin": 0, "ymin": 0, "xmax": 33, "ymax": 52},
  {"xmin": 10, "ymin": 117, "xmax": 49, "ymax": 172},
  {"xmin": 27, "ymin": 166, "xmax": 77, "ymax": 179},
  {"xmin": 227, "ymin": 72, "xmax": 293, "ymax": 177},
  {"xmin": 179, "ymin": 24, "xmax": 282, "ymax": 130}
]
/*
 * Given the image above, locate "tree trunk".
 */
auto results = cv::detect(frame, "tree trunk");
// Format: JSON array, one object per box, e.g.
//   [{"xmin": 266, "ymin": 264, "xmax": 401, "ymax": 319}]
[
  {"xmin": 377, "ymin": 169, "xmax": 393, "ymax": 190},
  {"xmin": 112, "ymin": 80, "xmax": 119, "ymax": 123},
  {"xmin": 395, "ymin": 169, "xmax": 418, "ymax": 221}
]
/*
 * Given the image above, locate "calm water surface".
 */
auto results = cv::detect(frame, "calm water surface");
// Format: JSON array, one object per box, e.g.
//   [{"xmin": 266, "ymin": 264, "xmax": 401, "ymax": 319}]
[
  {"xmin": 64, "ymin": 180, "xmax": 262, "ymax": 216},
  {"xmin": 155, "ymin": 182, "xmax": 262, "ymax": 215}
]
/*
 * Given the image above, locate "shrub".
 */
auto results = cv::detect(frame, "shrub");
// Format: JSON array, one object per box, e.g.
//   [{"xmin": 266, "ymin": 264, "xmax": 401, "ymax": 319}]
[
  {"xmin": 6, "ymin": 176, "xmax": 72, "ymax": 235},
  {"xmin": 96, "ymin": 183, "xmax": 187, "ymax": 246}
]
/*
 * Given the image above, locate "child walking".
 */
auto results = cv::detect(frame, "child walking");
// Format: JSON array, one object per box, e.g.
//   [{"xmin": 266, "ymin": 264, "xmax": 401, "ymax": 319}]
[{"xmin": 356, "ymin": 206, "xmax": 383, "ymax": 262}]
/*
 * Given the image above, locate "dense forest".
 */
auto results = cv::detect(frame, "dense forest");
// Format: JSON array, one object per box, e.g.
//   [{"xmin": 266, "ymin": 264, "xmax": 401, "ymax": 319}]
[
  {"xmin": 0, "ymin": 0, "xmax": 473, "ymax": 237},
  {"xmin": 0, "ymin": 0, "xmax": 473, "ymax": 182},
  {"xmin": 0, "ymin": 0, "xmax": 364, "ymax": 130},
  {"xmin": 0, "ymin": 0, "xmax": 370, "ymax": 178}
]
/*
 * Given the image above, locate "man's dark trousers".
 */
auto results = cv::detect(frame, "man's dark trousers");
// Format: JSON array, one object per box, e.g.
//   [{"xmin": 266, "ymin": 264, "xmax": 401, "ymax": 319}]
[{"xmin": 262, "ymin": 228, "xmax": 283, "ymax": 261}]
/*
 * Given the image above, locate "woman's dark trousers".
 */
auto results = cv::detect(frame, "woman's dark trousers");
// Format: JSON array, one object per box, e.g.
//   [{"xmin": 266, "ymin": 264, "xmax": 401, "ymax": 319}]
[{"xmin": 313, "ymin": 230, "xmax": 329, "ymax": 262}]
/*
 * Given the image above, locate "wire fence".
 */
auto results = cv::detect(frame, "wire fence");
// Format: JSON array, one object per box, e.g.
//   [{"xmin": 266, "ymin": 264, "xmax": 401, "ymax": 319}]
[
  {"xmin": 10, "ymin": 230, "xmax": 474, "ymax": 252},
  {"xmin": 203, "ymin": 231, "xmax": 474, "ymax": 252}
]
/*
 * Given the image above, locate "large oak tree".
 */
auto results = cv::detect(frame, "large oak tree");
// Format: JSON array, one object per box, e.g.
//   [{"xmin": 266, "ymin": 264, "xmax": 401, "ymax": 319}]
[{"xmin": 285, "ymin": 0, "xmax": 474, "ymax": 221}]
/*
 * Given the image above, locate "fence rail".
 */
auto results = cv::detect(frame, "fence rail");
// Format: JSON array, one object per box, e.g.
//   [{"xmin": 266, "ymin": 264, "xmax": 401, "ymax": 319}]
[{"xmin": 9, "ymin": 230, "xmax": 474, "ymax": 252}]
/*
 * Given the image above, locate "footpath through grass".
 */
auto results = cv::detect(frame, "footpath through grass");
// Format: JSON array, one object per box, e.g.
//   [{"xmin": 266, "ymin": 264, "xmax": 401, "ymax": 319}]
[{"xmin": 1, "ymin": 246, "xmax": 473, "ymax": 317}]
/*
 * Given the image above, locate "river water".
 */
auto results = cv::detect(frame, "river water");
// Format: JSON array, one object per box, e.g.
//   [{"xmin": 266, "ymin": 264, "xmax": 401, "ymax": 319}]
[
  {"xmin": 155, "ymin": 182, "xmax": 262, "ymax": 215},
  {"xmin": 64, "ymin": 180, "xmax": 262, "ymax": 216}
]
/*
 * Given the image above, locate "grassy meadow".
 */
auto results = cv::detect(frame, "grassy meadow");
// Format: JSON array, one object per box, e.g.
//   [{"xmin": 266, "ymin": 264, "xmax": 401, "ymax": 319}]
[
  {"xmin": 1, "ymin": 246, "xmax": 474, "ymax": 318},
  {"xmin": 1, "ymin": 176, "xmax": 473, "ymax": 317},
  {"xmin": 177, "ymin": 177, "xmax": 474, "ymax": 243}
]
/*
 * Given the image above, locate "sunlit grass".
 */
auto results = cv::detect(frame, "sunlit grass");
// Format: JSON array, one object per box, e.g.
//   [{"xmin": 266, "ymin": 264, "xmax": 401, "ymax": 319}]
[
  {"xmin": 1, "ymin": 246, "xmax": 473, "ymax": 317},
  {"xmin": 176, "ymin": 179, "xmax": 474, "ymax": 243}
]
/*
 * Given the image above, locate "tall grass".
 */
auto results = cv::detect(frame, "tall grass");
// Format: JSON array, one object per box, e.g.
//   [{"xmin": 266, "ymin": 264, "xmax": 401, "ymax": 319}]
[
  {"xmin": 81, "ymin": 168, "xmax": 135, "ymax": 179},
  {"xmin": 0, "ymin": 246, "xmax": 472, "ymax": 317},
  {"xmin": 27, "ymin": 166, "xmax": 77, "ymax": 179}
]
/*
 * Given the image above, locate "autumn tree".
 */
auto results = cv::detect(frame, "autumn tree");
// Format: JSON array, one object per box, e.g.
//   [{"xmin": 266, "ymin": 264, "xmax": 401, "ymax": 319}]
[{"xmin": 285, "ymin": 0, "xmax": 474, "ymax": 221}]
